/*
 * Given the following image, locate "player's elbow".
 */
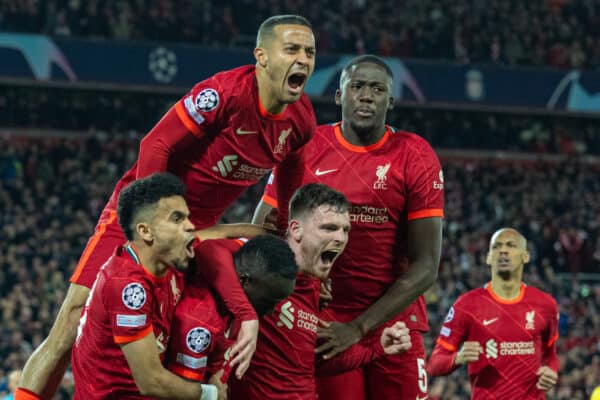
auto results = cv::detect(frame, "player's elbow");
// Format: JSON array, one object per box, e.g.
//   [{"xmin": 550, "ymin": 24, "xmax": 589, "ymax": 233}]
[
  {"xmin": 418, "ymin": 259, "xmax": 438, "ymax": 290},
  {"xmin": 134, "ymin": 373, "xmax": 165, "ymax": 397}
]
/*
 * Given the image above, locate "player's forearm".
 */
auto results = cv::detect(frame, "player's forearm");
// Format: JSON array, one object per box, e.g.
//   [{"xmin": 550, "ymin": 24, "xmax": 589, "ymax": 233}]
[
  {"xmin": 196, "ymin": 224, "xmax": 267, "ymax": 241},
  {"xmin": 136, "ymin": 107, "xmax": 191, "ymax": 178},
  {"xmin": 353, "ymin": 261, "xmax": 437, "ymax": 335},
  {"xmin": 136, "ymin": 369, "xmax": 204, "ymax": 399},
  {"xmin": 542, "ymin": 345, "xmax": 560, "ymax": 372},
  {"xmin": 426, "ymin": 345, "xmax": 459, "ymax": 376},
  {"xmin": 275, "ymin": 152, "xmax": 304, "ymax": 233},
  {"xmin": 200, "ymin": 254, "xmax": 258, "ymax": 321},
  {"xmin": 316, "ymin": 341, "xmax": 383, "ymax": 377}
]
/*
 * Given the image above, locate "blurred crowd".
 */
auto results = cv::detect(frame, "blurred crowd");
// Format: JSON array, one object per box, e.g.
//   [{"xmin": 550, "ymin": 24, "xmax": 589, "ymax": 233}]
[
  {"xmin": 1, "ymin": 0, "xmax": 600, "ymax": 69},
  {"xmin": 1, "ymin": 85, "xmax": 599, "ymax": 156},
  {"xmin": 1, "ymin": 132, "xmax": 599, "ymax": 398}
]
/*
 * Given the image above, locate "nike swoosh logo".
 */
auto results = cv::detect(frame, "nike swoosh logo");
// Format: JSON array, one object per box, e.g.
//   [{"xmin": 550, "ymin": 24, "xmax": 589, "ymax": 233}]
[
  {"xmin": 416, "ymin": 396, "xmax": 428, "ymax": 400},
  {"xmin": 315, "ymin": 168, "xmax": 338, "ymax": 176},
  {"xmin": 236, "ymin": 128, "xmax": 257, "ymax": 135},
  {"xmin": 483, "ymin": 318, "xmax": 498, "ymax": 326}
]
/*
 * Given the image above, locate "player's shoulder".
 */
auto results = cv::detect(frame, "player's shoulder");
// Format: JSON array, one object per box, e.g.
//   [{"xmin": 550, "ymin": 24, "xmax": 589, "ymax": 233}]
[
  {"xmin": 388, "ymin": 127, "xmax": 434, "ymax": 150},
  {"xmin": 287, "ymin": 93, "xmax": 316, "ymax": 130},
  {"xmin": 104, "ymin": 249, "xmax": 153, "ymax": 284},
  {"xmin": 191, "ymin": 65, "xmax": 255, "ymax": 99},
  {"xmin": 312, "ymin": 123, "xmax": 337, "ymax": 143},
  {"xmin": 455, "ymin": 287, "xmax": 488, "ymax": 305},
  {"xmin": 524, "ymin": 285, "xmax": 558, "ymax": 308}
]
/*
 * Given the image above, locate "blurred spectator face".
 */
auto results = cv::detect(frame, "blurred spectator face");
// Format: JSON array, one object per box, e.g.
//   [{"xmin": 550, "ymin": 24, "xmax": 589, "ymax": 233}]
[
  {"xmin": 486, "ymin": 229, "xmax": 530, "ymax": 280},
  {"xmin": 255, "ymin": 24, "xmax": 316, "ymax": 105},
  {"xmin": 335, "ymin": 62, "xmax": 393, "ymax": 136}
]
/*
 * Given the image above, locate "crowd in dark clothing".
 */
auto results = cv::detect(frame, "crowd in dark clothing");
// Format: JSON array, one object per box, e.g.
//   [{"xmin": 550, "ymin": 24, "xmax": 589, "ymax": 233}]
[
  {"xmin": 1, "ymin": 0, "xmax": 600, "ymax": 69},
  {"xmin": 0, "ymin": 132, "xmax": 599, "ymax": 398},
  {"xmin": 1, "ymin": 85, "xmax": 599, "ymax": 156}
]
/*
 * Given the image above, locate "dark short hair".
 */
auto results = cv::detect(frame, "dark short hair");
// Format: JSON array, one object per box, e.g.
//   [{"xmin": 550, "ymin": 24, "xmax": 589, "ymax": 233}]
[
  {"xmin": 339, "ymin": 55, "xmax": 394, "ymax": 87},
  {"xmin": 289, "ymin": 183, "xmax": 349, "ymax": 221},
  {"xmin": 233, "ymin": 235, "xmax": 297, "ymax": 280},
  {"xmin": 117, "ymin": 173, "xmax": 186, "ymax": 240},
  {"xmin": 256, "ymin": 14, "xmax": 312, "ymax": 46}
]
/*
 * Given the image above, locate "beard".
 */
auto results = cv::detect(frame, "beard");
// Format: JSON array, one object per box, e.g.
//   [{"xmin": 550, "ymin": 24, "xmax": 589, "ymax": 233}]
[
  {"xmin": 172, "ymin": 258, "xmax": 190, "ymax": 272},
  {"xmin": 497, "ymin": 269, "xmax": 512, "ymax": 281}
]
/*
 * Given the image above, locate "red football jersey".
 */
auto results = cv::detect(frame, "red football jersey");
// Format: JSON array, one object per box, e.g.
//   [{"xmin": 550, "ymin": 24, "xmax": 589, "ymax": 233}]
[
  {"xmin": 166, "ymin": 239, "xmax": 246, "ymax": 382},
  {"xmin": 108, "ymin": 65, "xmax": 315, "ymax": 229},
  {"xmin": 71, "ymin": 245, "xmax": 184, "ymax": 399},
  {"xmin": 229, "ymin": 274, "xmax": 321, "ymax": 399},
  {"xmin": 433, "ymin": 283, "xmax": 559, "ymax": 399},
  {"xmin": 263, "ymin": 122, "xmax": 444, "ymax": 331}
]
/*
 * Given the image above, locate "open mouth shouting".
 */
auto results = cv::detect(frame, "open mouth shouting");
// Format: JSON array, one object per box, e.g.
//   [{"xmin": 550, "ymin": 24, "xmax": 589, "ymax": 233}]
[
  {"xmin": 320, "ymin": 248, "xmax": 341, "ymax": 267},
  {"xmin": 286, "ymin": 71, "xmax": 308, "ymax": 96},
  {"xmin": 184, "ymin": 236, "xmax": 196, "ymax": 259}
]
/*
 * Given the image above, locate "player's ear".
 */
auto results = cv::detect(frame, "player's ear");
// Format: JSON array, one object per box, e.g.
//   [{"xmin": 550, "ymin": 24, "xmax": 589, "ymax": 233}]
[
  {"xmin": 522, "ymin": 250, "xmax": 530, "ymax": 264},
  {"xmin": 334, "ymin": 89, "xmax": 342, "ymax": 106},
  {"xmin": 288, "ymin": 219, "xmax": 303, "ymax": 241},
  {"xmin": 254, "ymin": 47, "xmax": 268, "ymax": 68},
  {"xmin": 136, "ymin": 222, "xmax": 153, "ymax": 242},
  {"xmin": 388, "ymin": 96, "xmax": 394, "ymax": 111}
]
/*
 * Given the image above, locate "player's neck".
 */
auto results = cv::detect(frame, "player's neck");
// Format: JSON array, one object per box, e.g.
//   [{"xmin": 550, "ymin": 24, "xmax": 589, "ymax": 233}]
[
  {"xmin": 130, "ymin": 241, "xmax": 169, "ymax": 278},
  {"xmin": 256, "ymin": 69, "xmax": 287, "ymax": 115},
  {"xmin": 341, "ymin": 120, "xmax": 387, "ymax": 146},
  {"xmin": 490, "ymin": 278, "xmax": 522, "ymax": 300},
  {"xmin": 288, "ymin": 242, "xmax": 311, "ymax": 275}
]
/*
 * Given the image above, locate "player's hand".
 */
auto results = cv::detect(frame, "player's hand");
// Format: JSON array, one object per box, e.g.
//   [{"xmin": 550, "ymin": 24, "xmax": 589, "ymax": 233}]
[
  {"xmin": 380, "ymin": 322, "xmax": 412, "ymax": 355},
  {"xmin": 208, "ymin": 370, "xmax": 228, "ymax": 400},
  {"xmin": 536, "ymin": 366, "xmax": 558, "ymax": 391},
  {"xmin": 454, "ymin": 341, "xmax": 482, "ymax": 365},
  {"xmin": 316, "ymin": 320, "xmax": 363, "ymax": 359},
  {"xmin": 319, "ymin": 279, "xmax": 332, "ymax": 310},
  {"xmin": 229, "ymin": 319, "xmax": 259, "ymax": 379},
  {"xmin": 262, "ymin": 207, "xmax": 279, "ymax": 235}
]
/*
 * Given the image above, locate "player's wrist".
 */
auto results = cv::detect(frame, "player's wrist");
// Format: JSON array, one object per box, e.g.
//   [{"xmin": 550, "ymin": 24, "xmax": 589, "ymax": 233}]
[{"xmin": 200, "ymin": 384, "xmax": 218, "ymax": 400}]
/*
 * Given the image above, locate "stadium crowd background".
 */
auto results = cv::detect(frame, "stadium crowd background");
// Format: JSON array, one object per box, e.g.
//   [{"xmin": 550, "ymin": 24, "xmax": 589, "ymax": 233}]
[
  {"xmin": 1, "ymin": 0, "xmax": 600, "ymax": 69},
  {"xmin": 1, "ymin": 0, "xmax": 600, "ymax": 399}
]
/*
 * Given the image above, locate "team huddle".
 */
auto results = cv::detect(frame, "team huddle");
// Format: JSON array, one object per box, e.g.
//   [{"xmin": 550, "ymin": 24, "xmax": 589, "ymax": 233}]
[{"xmin": 15, "ymin": 14, "xmax": 559, "ymax": 400}]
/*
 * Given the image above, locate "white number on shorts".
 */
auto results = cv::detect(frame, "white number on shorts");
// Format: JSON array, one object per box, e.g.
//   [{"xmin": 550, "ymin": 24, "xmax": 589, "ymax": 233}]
[{"xmin": 417, "ymin": 358, "xmax": 428, "ymax": 394}]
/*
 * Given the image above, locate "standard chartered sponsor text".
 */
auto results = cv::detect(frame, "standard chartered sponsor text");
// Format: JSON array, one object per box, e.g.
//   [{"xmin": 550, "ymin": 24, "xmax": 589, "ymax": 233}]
[
  {"xmin": 500, "ymin": 341, "xmax": 535, "ymax": 355},
  {"xmin": 349, "ymin": 204, "xmax": 389, "ymax": 224},
  {"xmin": 232, "ymin": 164, "xmax": 271, "ymax": 180},
  {"xmin": 297, "ymin": 309, "xmax": 318, "ymax": 333}
]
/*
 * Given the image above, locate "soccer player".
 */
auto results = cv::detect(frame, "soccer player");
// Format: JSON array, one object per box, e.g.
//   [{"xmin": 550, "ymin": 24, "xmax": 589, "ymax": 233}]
[
  {"xmin": 427, "ymin": 228, "xmax": 559, "ymax": 399},
  {"xmin": 18, "ymin": 14, "xmax": 317, "ymax": 399},
  {"xmin": 253, "ymin": 55, "xmax": 443, "ymax": 399},
  {"xmin": 164, "ymin": 235, "xmax": 298, "ymax": 393},
  {"xmin": 70, "ymin": 173, "xmax": 216, "ymax": 399},
  {"xmin": 230, "ymin": 183, "xmax": 413, "ymax": 399}
]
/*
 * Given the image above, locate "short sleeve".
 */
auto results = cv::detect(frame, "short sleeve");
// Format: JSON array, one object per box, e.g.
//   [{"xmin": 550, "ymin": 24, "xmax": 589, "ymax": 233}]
[
  {"xmin": 166, "ymin": 295, "xmax": 217, "ymax": 382},
  {"xmin": 104, "ymin": 276, "xmax": 154, "ymax": 344},
  {"xmin": 543, "ymin": 297, "xmax": 560, "ymax": 348},
  {"xmin": 174, "ymin": 77, "xmax": 226, "ymax": 139},
  {"xmin": 405, "ymin": 137, "xmax": 445, "ymax": 220},
  {"xmin": 436, "ymin": 300, "xmax": 468, "ymax": 352}
]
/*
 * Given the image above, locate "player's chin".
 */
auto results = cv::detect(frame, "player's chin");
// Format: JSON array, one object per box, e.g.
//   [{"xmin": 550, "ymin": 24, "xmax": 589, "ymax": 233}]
[
  {"xmin": 172, "ymin": 257, "xmax": 191, "ymax": 272},
  {"xmin": 282, "ymin": 90, "xmax": 303, "ymax": 104},
  {"xmin": 315, "ymin": 265, "xmax": 332, "ymax": 280}
]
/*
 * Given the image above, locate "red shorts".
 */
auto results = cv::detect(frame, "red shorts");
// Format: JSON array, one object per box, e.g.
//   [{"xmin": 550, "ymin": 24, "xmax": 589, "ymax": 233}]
[
  {"xmin": 69, "ymin": 208, "xmax": 126, "ymax": 288},
  {"xmin": 316, "ymin": 330, "xmax": 429, "ymax": 400}
]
